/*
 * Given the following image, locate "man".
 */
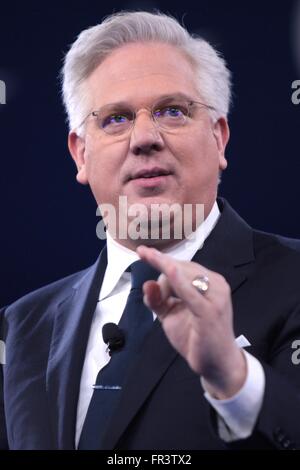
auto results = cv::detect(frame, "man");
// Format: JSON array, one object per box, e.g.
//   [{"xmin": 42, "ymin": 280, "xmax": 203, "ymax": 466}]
[{"xmin": 1, "ymin": 11, "xmax": 300, "ymax": 450}]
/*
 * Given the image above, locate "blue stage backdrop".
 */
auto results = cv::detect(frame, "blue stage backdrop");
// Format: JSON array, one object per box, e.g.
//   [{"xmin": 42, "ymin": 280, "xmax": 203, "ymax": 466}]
[{"xmin": 0, "ymin": 0, "xmax": 300, "ymax": 306}]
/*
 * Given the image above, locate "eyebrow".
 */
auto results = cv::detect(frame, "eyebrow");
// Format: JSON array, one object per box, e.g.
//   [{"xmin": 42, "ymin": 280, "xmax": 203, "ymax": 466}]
[{"xmin": 100, "ymin": 92, "xmax": 196, "ymax": 109}]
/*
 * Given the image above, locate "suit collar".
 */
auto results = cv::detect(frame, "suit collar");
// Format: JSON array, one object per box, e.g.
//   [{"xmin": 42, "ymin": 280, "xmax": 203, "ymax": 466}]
[{"xmin": 198, "ymin": 198, "xmax": 254, "ymax": 268}]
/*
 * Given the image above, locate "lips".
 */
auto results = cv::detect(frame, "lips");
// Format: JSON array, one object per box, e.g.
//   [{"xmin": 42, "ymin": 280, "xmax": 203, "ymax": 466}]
[{"xmin": 128, "ymin": 167, "xmax": 172, "ymax": 181}]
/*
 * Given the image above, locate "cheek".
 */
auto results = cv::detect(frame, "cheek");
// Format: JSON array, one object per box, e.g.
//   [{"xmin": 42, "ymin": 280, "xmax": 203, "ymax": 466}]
[
  {"xmin": 173, "ymin": 130, "xmax": 218, "ymax": 169},
  {"xmin": 84, "ymin": 137, "xmax": 116, "ymax": 175},
  {"xmin": 84, "ymin": 140, "xmax": 127, "ymax": 202},
  {"xmin": 175, "ymin": 133, "xmax": 221, "ymax": 191}
]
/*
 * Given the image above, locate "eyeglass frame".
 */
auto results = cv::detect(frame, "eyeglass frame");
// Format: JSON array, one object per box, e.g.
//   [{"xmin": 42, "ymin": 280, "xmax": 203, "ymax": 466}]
[{"xmin": 77, "ymin": 95, "xmax": 217, "ymax": 136}]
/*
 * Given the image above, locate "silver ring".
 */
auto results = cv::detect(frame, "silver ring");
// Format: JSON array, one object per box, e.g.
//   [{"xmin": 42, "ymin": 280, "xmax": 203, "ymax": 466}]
[{"xmin": 192, "ymin": 275, "xmax": 209, "ymax": 295}]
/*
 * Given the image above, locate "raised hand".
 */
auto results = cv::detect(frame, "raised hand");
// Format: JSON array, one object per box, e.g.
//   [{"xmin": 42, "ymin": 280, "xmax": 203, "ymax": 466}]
[{"xmin": 137, "ymin": 245, "xmax": 247, "ymax": 399}]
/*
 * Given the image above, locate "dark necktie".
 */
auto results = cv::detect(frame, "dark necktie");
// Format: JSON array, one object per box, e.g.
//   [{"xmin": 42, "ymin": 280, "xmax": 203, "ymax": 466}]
[{"xmin": 78, "ymin": 260, "xmax": 160, "ymax": 449}]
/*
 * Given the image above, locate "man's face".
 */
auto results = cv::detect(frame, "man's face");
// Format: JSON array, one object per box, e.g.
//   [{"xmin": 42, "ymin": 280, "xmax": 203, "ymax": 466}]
[{"xmin": 69, "ymin": 42, "xmax": 229, "ymax": 249}]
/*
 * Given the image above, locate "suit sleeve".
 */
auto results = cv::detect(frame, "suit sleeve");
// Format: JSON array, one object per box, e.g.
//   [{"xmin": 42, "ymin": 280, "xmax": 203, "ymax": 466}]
[
  {"xmin": 0, "ymin": 307, "xmax": 8, "ymax": 449},
  {"xmin": 224, "ymin": 304, "xmax": 300, "ymax": 449}
]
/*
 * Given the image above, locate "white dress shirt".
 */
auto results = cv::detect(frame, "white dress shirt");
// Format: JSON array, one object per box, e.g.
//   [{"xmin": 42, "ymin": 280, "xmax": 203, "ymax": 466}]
[{"xmin": 75, "ymin": 201, "xmax": 265, "ymax": 447}]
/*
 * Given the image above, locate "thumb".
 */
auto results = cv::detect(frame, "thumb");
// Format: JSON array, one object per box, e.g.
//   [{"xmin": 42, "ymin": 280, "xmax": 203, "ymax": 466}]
[{"xmin": 143, "ymin": 280, "xmax": 163, "ymax": 310}]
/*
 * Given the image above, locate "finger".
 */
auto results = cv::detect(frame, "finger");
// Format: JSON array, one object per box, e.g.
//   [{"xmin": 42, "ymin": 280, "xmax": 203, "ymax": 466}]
[
  {"xmin": 137, "ymin": 245, "xmax": 228, "ymax": 320},
  {"xmin": 169, "ymin": 266, "xmax": 214, "ymax": 316},
  {"xmin": 137, "ymin": 245, "xmax": 182, "ymax": 279},
  {"xmin": 143, "ymin": 280, "xmax": 163, "ymax": 309},
  {"xmin": 143, "ymin": 266, "xmax": 178, "ymax": 310},
  {"xmin": 149, "ymin": 273, "xmax": 174, "ymax": 300},
  {"xmin": 138, "ymin": 246, "xmax": 209, "ymax": 309},
  {"xmin": 143, "ymin": 279, "xmax": 182, "ymax": 318},
  {"xmin": 154, "ymin": 297, "xmax": 182, "ymax": 321}
]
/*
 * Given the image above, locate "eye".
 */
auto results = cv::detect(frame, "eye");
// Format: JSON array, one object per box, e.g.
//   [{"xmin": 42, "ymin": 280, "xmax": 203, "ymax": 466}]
[
  {"xmin": 153, "ymin": 104, "xmax": 188, "ymax": 119},
  {"xmin": 101, "ymin": 112, "xmax": 132, "ymax": 129}
]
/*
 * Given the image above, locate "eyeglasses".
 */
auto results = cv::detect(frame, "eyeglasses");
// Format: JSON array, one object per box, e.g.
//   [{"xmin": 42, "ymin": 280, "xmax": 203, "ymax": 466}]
[{"xmin": 79, "ymin": 96, "xmax": 216, "ymax": 136}]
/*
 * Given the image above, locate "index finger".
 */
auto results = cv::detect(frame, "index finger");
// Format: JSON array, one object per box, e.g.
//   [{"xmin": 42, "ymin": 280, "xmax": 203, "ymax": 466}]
[
  {"xmin": 137, "ymin": 245, "xmax": 212, "ymax": 313},
  {"xmin": 137, "ymin": 245, "xmax": 179, "ymax": 278}
]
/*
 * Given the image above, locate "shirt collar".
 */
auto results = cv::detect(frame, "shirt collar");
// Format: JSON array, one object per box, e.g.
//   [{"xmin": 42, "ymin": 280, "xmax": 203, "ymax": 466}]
[
  {"xmin": 99, "ymin": 201, "xmax": 220, "ymax": 300},
  {"xmin": 163, "ymin": 200, "xmax": 220, "ymax": 261}
]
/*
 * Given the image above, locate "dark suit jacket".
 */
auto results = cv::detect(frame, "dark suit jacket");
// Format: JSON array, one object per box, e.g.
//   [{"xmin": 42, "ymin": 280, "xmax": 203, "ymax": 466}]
[{"xmin": 1, "ymin": 199, "xmax": 300, "ymax": 450}]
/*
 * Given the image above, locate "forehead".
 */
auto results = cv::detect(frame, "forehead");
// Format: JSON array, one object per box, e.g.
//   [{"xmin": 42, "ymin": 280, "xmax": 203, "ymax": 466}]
[{"xmin": 86, "ymin": 42, "xmax": 200, "ymax": 107}]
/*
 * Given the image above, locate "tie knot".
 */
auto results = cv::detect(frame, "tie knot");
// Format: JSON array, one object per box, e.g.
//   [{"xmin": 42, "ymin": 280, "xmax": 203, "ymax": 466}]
[{"xmin": 129, "ymin": 260, "xmax": 160, "ymax": 289}]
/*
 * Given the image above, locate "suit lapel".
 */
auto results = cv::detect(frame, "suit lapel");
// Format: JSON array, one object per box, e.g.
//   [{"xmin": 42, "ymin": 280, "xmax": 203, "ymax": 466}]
[
  {"xmin": 192, "ymin": 199, "xmax": 255, "ymax": 293},
  {"xmin": 46, "ymin": 247, "xmax": 107, "ymax": 449}
]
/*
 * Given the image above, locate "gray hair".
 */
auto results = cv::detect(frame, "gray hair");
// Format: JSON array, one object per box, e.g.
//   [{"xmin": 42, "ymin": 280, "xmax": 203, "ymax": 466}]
[{"xmin": 61, "ymin": 11, "xmax": 232, "ymax": 134}]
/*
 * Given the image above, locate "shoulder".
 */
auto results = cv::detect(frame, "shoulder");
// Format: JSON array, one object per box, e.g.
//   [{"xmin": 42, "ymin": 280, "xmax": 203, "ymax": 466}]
[
  {"xmin": 219, "ymin": 198, "xmax": 300, "ymax": 261},
  {"xmin": 1, "ymin": 261, "xmax": 97, "ymax": 331},
  {"xmin": 253, "ymin": 230, "xmax": 300, "ymax": 259},
  {"xmin": 0, "ymin": 254, "xmax": 104, "ymax": 353},
  {"xmin": 249, "ymin": 230, "xmax": 300, "ymax": 295},
  {"xmin": 275, "ymin": 235, "xmax": 300, "ymax": 252},
  {"xmin": 9, "ymin": 266, "xmax": 91, "ymax": 309}
]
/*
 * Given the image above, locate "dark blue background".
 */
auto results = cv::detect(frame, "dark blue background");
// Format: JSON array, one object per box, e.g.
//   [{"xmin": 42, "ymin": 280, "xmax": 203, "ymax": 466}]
[{"xmin": 0, "ymin": 0, "xmax": 299, "ymax": 306}]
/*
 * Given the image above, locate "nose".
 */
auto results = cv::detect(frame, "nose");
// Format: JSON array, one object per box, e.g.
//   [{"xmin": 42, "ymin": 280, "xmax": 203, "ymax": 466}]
[{"xmin": 129, "ymin": 110, "xmax": 165, "ymax": 156}]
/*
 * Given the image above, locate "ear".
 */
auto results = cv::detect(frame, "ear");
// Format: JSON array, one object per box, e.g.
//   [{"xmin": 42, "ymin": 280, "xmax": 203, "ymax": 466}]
[
  {"xmin": 68, "ymin": 131, "xmax": 89, "ymax": 185},
  {"xmin": 212, "ymin": 117, "xmax": 230, "ymax": 171}
]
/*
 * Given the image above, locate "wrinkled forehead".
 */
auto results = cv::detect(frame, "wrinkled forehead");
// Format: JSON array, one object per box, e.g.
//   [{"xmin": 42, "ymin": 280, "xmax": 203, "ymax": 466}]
[{"xmin": 85, "ymin": 42, "xmax": 200, "ymax": 108}]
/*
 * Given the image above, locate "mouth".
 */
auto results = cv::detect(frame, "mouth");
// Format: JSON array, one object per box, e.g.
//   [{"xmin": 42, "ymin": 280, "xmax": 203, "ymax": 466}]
[{"xmin": 127, "ymin": 167, "xmax": 173, "ymax": 182}]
